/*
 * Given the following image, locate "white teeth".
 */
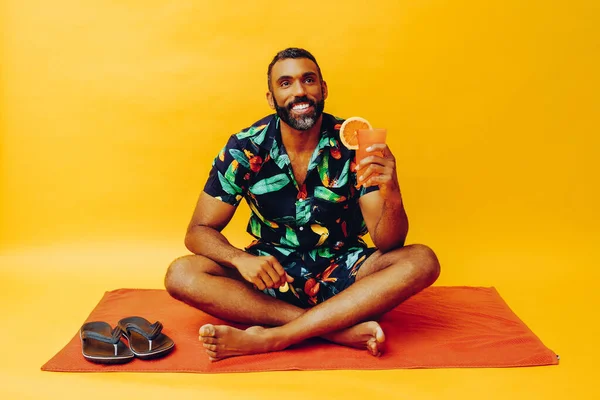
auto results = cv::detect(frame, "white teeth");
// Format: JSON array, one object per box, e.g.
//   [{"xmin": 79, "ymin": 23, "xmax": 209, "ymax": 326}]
[{"xmin": 292, "ymin": 103, "xmax": 309, "ymax": 110}]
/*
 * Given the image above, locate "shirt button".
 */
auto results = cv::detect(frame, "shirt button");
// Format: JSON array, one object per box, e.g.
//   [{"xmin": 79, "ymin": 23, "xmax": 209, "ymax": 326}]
[{"xmin": 299, "ymin": 226, "xmax": 304, "ymax": 231}]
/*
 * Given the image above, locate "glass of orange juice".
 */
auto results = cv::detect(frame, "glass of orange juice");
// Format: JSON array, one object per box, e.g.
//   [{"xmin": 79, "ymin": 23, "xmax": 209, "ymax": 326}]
[{"xmin": 356, "ymin": 128, "xmax": 387, "ymax": 181}]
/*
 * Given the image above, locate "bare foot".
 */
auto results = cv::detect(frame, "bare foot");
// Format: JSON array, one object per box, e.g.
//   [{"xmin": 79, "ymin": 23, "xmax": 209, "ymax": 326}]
[
  {"xmin": 322, "ymin": 321, "xmax": 385, "ymax": 356},
  {"xmin": 198, "ymin": 324, "xmax": 282, "ymax": 361}
]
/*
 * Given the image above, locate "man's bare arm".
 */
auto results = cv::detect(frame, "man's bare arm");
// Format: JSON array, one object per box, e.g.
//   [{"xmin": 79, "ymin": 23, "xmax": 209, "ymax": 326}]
[
  {"xmin": 359, "ymin": 190, "xmax": 408, "ymax": 252},
  {"xmin": 184, "ymin": 192, "xmax": 292, "ymax": 289},
  {"xmin": 357, "ymin": 143, "xmax": 409, "ymax": 252},
  {"xmin": 184, "ymin": 192, "xmax": 248, "ymax": 268}
]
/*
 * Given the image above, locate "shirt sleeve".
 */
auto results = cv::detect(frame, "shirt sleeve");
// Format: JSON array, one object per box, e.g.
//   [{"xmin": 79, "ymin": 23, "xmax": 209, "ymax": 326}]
[
  {"xmin": 203, "ymin": 135, "xmax": 249, "ymax": 206},
  {"xmin": 350, "ymin": 161, "xmax": 380, "ymax": 197},
  {"xmin": 359, "ymin": 183, "xmax": 380, "ymax": 197}
]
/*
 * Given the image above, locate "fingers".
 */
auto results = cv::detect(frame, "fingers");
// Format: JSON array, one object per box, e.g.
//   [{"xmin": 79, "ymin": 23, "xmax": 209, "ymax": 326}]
[
  {"xmin": 357, "ymin": 153, "xmax": 394, "ymax": 171},
  {"xmin": 366, "ymin": 143, "xmax": 391, "ymax": 155},
  {"xmin": 267, "ymin": 257, "xmax": 287, "ymax": 287},
  {"xmin": 356, "ymin": 145, "xmax": 395, "ymax": 188},
  {"xmin": 254, "ymin": 257, "xmax": 287, "ymax": 289},
  {"xmin": 356, "ymin": 158, "xmax": 394, "ymax": 181},
  {"xmin": 363, "ymin": 173, "xmax": 394, "ymax": 188},
  {"xmin": 252, "ymin": 277, "xmax": 267, "ymax": 291},
  {"xmin": 259, "ymin": 269, "xmax": 277, "ymax": 289},
  {"xmin": 241, "ymin": 255, "xmax": 292, "ymax": 290},
  {"xmin": 358, "ymin": 164, "xmax": 393, "ymax": 188}
]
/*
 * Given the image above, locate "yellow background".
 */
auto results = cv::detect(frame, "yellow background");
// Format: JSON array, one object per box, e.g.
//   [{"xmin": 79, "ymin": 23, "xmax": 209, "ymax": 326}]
[{"xmin": 1, "ymin": 0, "xmax": 599, "ymax": 398}]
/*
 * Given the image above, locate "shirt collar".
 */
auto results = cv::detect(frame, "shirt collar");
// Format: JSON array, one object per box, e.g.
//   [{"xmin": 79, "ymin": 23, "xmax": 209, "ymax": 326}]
[{"xmin": 262, "ymin": 113, "xmax": 339, "ymax": 164}]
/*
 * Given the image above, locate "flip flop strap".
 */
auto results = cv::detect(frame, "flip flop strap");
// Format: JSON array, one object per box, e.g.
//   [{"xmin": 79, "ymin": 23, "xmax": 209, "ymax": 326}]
[
  {"xmin": 124, "ymin": 321, "xmax": 163, "ymax": 340},
  {"xmin": 81, "ymin": 326, "xmax": 123, "ymax": 344}
]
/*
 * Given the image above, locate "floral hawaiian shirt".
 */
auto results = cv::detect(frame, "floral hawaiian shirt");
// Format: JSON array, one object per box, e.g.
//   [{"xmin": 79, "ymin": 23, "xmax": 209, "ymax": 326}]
[
  {"xmin": 204, "ymin": 111, "xmax": 378, "ymax": 252},
  {"xmin": 203, "ymin": 113, "xmax": 384, "ymax": 307}
]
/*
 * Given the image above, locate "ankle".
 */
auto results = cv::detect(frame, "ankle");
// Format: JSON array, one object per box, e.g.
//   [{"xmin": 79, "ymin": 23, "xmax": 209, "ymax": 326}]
[{"xmin": 264, "ymin": 327, "xmax": 293, "ymax": 351}]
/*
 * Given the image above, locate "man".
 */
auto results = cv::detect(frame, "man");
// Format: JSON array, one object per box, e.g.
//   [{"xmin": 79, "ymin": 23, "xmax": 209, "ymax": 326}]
[{"xmin": 165, "ymin": 48, "xmax": 440, "ymax": 361}]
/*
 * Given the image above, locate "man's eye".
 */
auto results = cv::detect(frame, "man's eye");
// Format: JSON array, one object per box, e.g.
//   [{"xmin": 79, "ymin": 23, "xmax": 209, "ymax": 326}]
[
  {"xmin": 305, "ymin": 78, "xmax": 314, "ymax": 83},
  {"xmin": 280, "ymin": 81, "xmax": 290, "ymax": 87}
]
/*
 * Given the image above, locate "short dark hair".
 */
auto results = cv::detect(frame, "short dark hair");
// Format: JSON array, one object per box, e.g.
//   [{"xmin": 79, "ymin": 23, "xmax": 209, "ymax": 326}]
[{"xmin": 267, "ymin": 47, "xmax": 323, "ymax": 91}]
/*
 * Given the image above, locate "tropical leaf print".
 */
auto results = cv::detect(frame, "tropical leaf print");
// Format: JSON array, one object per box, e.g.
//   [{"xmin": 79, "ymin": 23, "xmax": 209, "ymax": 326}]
[
  {"xmin": 271, "ymin": 215, "xmax": 297, "ymax": 225},
  {"xmin": 247, "ymin": 199, "xmax": 279, "ymax": 229},
  {"xmin": 307, "ymin": 135, "xmax": 330, "ymax": 172},
  {"xmin": 317, "ymin": 247, "xmax": 336, "ymax": 259},
  {"xmin": 249, "ymin": 215, "xmax": 261, "ymax": 237},
  {"xmin": 224, "ymin": 159, "xmax": 239, "ymax": 183},
  {"xmin": 275, "ymin": 152, "xmax": 290, "ymax": 170},
  {"xmin": 251, "ymin": 123, "xmax": 269, "ymax": 146},
  {"xmin": 314, "ymin": 186, "xmax": 346, "ymax": 203},
  {"xmin": 275, "ymin": 246, "xmax": 293, "ymax": 257},
  {"xmin": 350, "ymin": 254, "xmax": 368, "ymax": 276},
  {"xmin": 280, "ymin": 225, "xmax": 300, "ymax": 247},
  {"xmin": 310, "ymin": 224, "xmax": 329, "ymax": 247},
  {"xmin": 317, "ymin": 152, "xmax": 330, "ymax": 187},
  {"xmin": 295, "ymin": 200, "xmax": 311, "ymax": 225},
  {"xmin": 229, "ymin": 149, "xmax": 251, "ymax": 169},
  {"xmin": 250, "ymin": 173, "xmax": 290, "ymax": 195},
  {"xmin": 217, "ymin": 171, "xmax": 241, "ymax": 195},
  {"xmin": 330, "ymin": 136, "xmax": 341, "ymax": 160},
  {"xmin": 331, "ymin": 159, "xmax": 350, "ymax": 188},
  {"xmin": 345, "ymin": 251, "xmax": 362, "ymax": 274},
  {"xmin": 235, "ymin": 123, "xmax": 267, "ymax": 140},
  {"xmin": 318, "ymin": 261, "xmax": 339, "ymax": 282}
]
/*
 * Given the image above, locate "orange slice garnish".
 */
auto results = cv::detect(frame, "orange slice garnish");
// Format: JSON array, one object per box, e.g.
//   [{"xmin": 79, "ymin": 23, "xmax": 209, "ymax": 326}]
[{"xmin": 339, "ymin": 116, "xmax": 372, "ymax": 150}]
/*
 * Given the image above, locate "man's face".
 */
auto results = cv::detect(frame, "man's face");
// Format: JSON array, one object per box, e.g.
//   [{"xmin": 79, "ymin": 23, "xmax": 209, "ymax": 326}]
[{"xmin": 267, "ymin": 58, "xmax": 328, "ymax": 131}]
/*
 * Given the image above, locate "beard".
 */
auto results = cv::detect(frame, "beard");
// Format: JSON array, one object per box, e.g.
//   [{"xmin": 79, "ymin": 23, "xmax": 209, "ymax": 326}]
[{"xmin": 273, "ymin": 95, "xmax": 325, "ymax": 131}]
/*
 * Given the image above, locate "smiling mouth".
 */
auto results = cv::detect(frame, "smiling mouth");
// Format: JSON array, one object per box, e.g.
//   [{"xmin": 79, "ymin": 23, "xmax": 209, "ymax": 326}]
[{"xmin": 290, "ymin": 102, "xmax": 313, "ymax": 114}]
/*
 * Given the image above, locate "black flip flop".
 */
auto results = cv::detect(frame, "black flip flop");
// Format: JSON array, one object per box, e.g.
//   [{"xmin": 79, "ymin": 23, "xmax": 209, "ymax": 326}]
[
  {"xmin": 117, "ymin": 316, "xmax": 175, "ymax": 360},
  {"xmin": 79, "ymin": 321, "xmax": 134, "ymax": 364}
]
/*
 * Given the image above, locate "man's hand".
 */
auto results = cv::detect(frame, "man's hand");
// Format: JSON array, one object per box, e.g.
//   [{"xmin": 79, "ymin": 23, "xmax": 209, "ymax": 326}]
[
  {"xmin": 232, "ymin": 254, "xmax": 294, "ymax": 290},
  {"xmin": 355, "ymin": 144, "xmax": 400, "ymax": 199}
]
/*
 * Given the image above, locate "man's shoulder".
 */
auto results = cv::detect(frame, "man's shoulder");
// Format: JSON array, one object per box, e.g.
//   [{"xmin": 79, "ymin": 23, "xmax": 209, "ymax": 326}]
[
  {"xmin": 321, "ymin": 113, "xmax": 347, "ymax": 145},
  {"xmin": 323, "ymin": 113, "xmax": 345, "ymax": 132},
  {"xmin": 325, "ymin": 113, "xmax": 345, "ymax": 123},
  {"xmin": 231, "ymin": 114, "xmax": 276, "ymax": 142}
]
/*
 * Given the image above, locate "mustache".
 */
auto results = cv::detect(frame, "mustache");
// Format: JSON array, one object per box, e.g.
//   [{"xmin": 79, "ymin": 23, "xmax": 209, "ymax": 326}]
[{"xmin": 287, "ymin": 96, "xmax": 315, "ymax": 110}]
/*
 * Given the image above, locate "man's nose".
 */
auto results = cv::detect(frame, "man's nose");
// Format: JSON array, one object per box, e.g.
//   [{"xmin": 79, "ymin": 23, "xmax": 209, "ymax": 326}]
[{"xmin": 291, "ymin": 80, "xmax": 307, "ymax": 97}]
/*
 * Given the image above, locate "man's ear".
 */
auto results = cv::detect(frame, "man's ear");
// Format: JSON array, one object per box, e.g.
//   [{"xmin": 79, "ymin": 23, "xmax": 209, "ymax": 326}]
[
  {"xmin": 322, "ymin": 81, "xmax": 329, "ymax": 100},
  {"xmin": 266, "ymin": 91, "xmax": 275, "ymax": 110}
]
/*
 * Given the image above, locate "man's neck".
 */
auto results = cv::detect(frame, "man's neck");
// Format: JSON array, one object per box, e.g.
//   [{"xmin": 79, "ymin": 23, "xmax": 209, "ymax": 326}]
[{"xmin": 279, "ymin": 115, "xmax": 324, "ymax": 155}]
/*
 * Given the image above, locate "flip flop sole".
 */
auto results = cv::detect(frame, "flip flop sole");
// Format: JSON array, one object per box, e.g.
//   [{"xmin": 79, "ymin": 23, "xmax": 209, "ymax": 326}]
[
  {"xmin": 118, "ymin": 316, "xmax": 175, "ymax": 360},
  {"xmin": 79, "ymin": 322, "xmax": 134, "ymax": 364},
  {"xmin": 125, "ymin": 339, "xmax": 175, "ymax": 360},
  {"xmin": 81, "ymin": 351, "xmax": 135, "ymax": 364}
]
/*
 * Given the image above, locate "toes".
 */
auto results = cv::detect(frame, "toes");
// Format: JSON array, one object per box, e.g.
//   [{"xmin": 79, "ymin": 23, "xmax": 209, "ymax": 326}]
[
  {"xmin": 367, "ymin": 338, "xmax": 375, "ymax": 353},
  {"xmin": 206, "ymin": 349, "xmax": 218, "ymax": 360},
  {"xmin": 375, "ymin": 325, "xmax": 385, "ymax": 344},
  {"xmin": 199, "ymin": 324, "xmax": 216, "ymax": 337},
  {"xmin": 203, "ymin": 343, "xmax": 217, "ymax": 351},
  {"xmin": 199, "ymin": 336, "xmax": 218, "ymax": 344},
  {"xmin": 367, "ymin": 338, "xmax": 382, "ymax": 357}
]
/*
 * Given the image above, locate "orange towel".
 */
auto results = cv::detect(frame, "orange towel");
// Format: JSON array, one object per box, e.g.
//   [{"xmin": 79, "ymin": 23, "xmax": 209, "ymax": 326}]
[{"xmin": 41, "ymin": 287, "xmax": 558, "ymax": 373}]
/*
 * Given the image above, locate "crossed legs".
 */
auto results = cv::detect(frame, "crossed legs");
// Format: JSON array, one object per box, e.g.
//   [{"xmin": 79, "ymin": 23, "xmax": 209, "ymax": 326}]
[{"xmin": 165, "ymin": 244, "xmax": 440, "ymax": 361}]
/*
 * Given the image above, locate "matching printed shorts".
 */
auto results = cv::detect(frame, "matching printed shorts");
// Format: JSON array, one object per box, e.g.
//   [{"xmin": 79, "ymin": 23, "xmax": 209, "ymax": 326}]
[{"xmin": 246, "ymin": 243, "xmax": 377, "ymax": 308}]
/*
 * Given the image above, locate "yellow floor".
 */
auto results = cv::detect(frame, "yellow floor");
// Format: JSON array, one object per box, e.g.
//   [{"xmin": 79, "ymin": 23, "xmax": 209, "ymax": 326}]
[{"xmin": 1, "ymin": 237, "xmax": 597, "ymax": 399}]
